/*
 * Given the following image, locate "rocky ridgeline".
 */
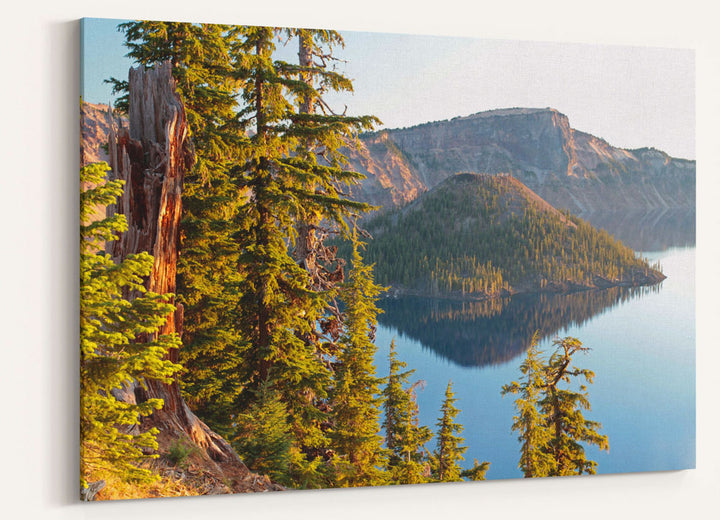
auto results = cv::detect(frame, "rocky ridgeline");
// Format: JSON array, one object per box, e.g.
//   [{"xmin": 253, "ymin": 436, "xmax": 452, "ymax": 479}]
[
  {"xmin": 83, "ymin": 104, "xmax": 694, "ymax": 214},
  {"xmin": 347, "ymin": 108, "xmax": 695, "ymax": 214}
]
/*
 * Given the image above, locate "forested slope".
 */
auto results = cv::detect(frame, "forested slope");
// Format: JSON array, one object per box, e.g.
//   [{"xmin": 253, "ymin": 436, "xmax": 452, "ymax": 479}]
[{"xmin": 359, "ymin": 173, "xmax": 664, "ymax": 298}]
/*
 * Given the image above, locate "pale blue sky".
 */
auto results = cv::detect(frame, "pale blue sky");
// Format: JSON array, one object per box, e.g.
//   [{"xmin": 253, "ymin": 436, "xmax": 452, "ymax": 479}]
[{"xmin": 81, "ymin": 18, "xmax": 695, "ymax": 159}]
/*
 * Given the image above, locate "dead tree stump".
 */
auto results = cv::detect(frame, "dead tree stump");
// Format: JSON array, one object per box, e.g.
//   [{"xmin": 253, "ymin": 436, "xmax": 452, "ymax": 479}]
[{"xmin": 106, "ymin": 62, "xmax": 244, "ymax": 467}]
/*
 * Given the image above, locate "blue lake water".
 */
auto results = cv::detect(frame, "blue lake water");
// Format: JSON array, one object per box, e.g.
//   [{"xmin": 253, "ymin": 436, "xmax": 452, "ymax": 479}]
[{"xmin": 373, "ymin": 245, "xmax": 695, "ymax": 479}]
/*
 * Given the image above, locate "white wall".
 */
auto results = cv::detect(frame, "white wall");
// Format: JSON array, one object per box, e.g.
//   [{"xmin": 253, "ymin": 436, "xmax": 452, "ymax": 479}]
[{"xmin": 2, "ymin": 1, "xmax": 717, "ymax": 518}]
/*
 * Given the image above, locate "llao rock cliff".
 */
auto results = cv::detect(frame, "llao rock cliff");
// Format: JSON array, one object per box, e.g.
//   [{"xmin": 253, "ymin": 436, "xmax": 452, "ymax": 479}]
[{"xmin": 347, "ymin": 107, "xmax": 695, "ymax": 214}]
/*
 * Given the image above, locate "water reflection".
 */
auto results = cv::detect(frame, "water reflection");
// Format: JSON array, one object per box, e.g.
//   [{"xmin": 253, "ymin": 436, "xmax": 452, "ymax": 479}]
[
  {"xmin": 378, "ymin": 284, "xmax": 662, "ymax": 368},
  {"xmin": 580, "ymin": 209, "xmax": 695, "ymax": 251}
]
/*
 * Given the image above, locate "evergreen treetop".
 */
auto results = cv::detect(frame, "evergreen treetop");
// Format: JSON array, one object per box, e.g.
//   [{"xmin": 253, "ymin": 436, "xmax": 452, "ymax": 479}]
[
  {"xmin": 501, "ymin": 331, "xmax": 555, "ymax": 477},
  {"xmin": 382, "ymin": 340, "xmax": 433, "ymax": 484},
  {"xmin": 110, "ymin": 21, "xmax": 248, "ymax": 439},
  {"xmin": 541, "ymin": 337, "xmax": 609, "ymax": 476},
  {"xmin": 330, "ymin": 228, "xmax": 387, "ymax": 487},
  {"xmin": 432, "ymin": 381, "xmax": 467, "ymax": 482},
  {"xmin": 502, "ymin": 334, "xmax": 608, "ymax": 477},
  {"xmin": 229, "ymin": 26, "xmax": 380, "ymax": 471}
]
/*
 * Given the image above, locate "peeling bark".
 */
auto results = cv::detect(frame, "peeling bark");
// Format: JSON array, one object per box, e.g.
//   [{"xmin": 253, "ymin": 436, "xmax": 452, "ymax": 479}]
[{"xmin": 106, "ymin": 62, "xmax": 244, "ymax": 467}]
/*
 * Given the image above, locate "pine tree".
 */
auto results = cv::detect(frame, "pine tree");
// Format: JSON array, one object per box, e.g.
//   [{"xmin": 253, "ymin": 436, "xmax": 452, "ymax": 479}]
[
  {"xmin": 329, "ymin": 230, "xmax": 387, "ymax": 487},
  {"xmin": 290, "ymin": 28, "xmax": 366, "ymax": 278},
  {"xmin": 460, "ymin": 459, "xmax": 491, "ymax": 481},
  {"xmin": 383, "ymin": 340, "xmax": 433, "ymax": 484},
  {"xmin": 502, "ymin": 334, "xmax": 609, "ymax": 477},
  {"xmin": 112, "ymin": 22, "xmax": 380, "ymax": 488},
  {"xmin": 540, "ymin": 337, "xmax": 609, "ymax": 476},
  {"xmin": 501, "ymin": 331, "xmax": 555, "ymax": 477},
  {"xmin": 432, "ymin": 381, "xmax": 467, "ymax": 482},
  {"xmin": 231, "ymin": 26, "xmax": 329, "ymax": 462},
  {"xmin": 232, "ymin": 380, "xmax": 293, "ymax": 486},
  {"xmin": 232, "ymin": 25, "xmax": 377, "ymax": 464},
  {"xmin": 80, "ymin": 162, "xmax": 182, "ymax": 489}
]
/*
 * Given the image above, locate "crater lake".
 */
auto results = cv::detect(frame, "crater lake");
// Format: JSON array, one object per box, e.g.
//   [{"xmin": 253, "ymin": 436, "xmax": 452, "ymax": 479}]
[{"xmin": 373, "ymin": 211, "xmax": 695, "ymax": 479}]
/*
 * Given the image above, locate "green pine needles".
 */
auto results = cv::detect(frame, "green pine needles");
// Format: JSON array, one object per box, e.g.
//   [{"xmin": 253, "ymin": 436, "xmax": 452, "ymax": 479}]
[
  {"xmin": 432, "ymin": 381, "xmax": 467, "ymax": 482},
  {"xmin": 382, "ymin": 341, "xmax": 433, "ymax": 484},
  {"xmin": 330, "ymin": 230, "xmax": 387, "ymax": 487},
  {"xmin": 110, "ymin": 20, "xmax": 250, "ymax": 441},
  {"xmin": 80, "ymin": 162, "xmax": 182, "ymax": 489},
  {"xmin": 381, "ymin": 346, "xmax": 492, "ymax": 484},
  {"xmin": 502, "ymin": 333, "xmax": 609, "ymax": 477},
  {"xmin": 231, "ymin": 380, "xmax": 294, "ymax": 485},
  {"xmin": 110, "ymin": 22, "xmax": 381, "ymax": 487}
]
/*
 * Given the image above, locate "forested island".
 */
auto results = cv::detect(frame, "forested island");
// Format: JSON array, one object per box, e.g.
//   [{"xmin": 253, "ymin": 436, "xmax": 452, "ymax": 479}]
[{"xmin": 357, "ymin": 173, "xmax": 664, "ymax": 299}]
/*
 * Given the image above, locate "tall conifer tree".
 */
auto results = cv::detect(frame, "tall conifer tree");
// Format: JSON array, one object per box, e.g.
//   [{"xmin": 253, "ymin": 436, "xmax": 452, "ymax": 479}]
[
  {"xmin": 540, "ymin": 337, "xmax": 609, "ymax": 476},
  {"xmin": 111, "ymin": 21, "xmax": 381, "ymax": 488},
  {"xmin": 503, "ymin": 335, "xmax": 609, "ymax": 477},
  {"xmin": 231, "ymin": 25, "xmax": 328, "ymax": 454},
  {"xmin": 232, "ymin": 26, "xmax": 377, "ymax": 466},
  {"xmin": 382, "ymin": 341, "xmax": 433, "ymax": 484},
  {"xmin": 501, "ymin": 332, "xmax": 555, "ymax": 477},
  {"xmin": 111, "ymin": 21, "xmax": 248, "ymax": 438},
  {"xmin": 432, "ymin": 381, "xmax": 467, "ymax": 482},
  {"xmin": 330, "ymin": 230, "xmax": 387, "ymax": 487}
]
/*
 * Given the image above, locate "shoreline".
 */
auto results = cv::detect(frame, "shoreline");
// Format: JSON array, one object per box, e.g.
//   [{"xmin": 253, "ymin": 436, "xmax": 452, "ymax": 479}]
[{"xmin": 381, "ymin": 271, "xmax": 666, "ymax": 303}]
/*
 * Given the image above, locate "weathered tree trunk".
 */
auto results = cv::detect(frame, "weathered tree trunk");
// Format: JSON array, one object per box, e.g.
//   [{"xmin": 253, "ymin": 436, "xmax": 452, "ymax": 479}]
[
  {"xmin": 293, "ymin": 32, "xmax": 345, "ymax": 292},
  {"xmin": 106, "ymin": 62, "xmax": 243, "ymax": 467},
  {"xmin": 293, "ymin": 31, "xmax": 319, "ymax": 281}
]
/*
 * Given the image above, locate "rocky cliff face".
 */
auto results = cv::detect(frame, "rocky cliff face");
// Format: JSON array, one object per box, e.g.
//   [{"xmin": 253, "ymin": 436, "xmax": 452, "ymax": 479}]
[
  {"xmin": 81, "ymin": 102, "xmax": 124, "ymax": 167},
  {"xmin": 83, "ymin": 104, "xmax": 695, "ymax": 214},
  {"xmin": 347, "ymin": 108, "xmax": 695, "ymax": 214},
  {"xmin": 349, "ymin": 131, "xmax": 425, "ymax": 208}
]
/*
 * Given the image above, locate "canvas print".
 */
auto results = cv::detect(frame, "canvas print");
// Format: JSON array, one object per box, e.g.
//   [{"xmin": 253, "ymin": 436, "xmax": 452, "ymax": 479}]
[{"xmin": 79, "ymin": 18, "xmax": 695, "ymax": 500}]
